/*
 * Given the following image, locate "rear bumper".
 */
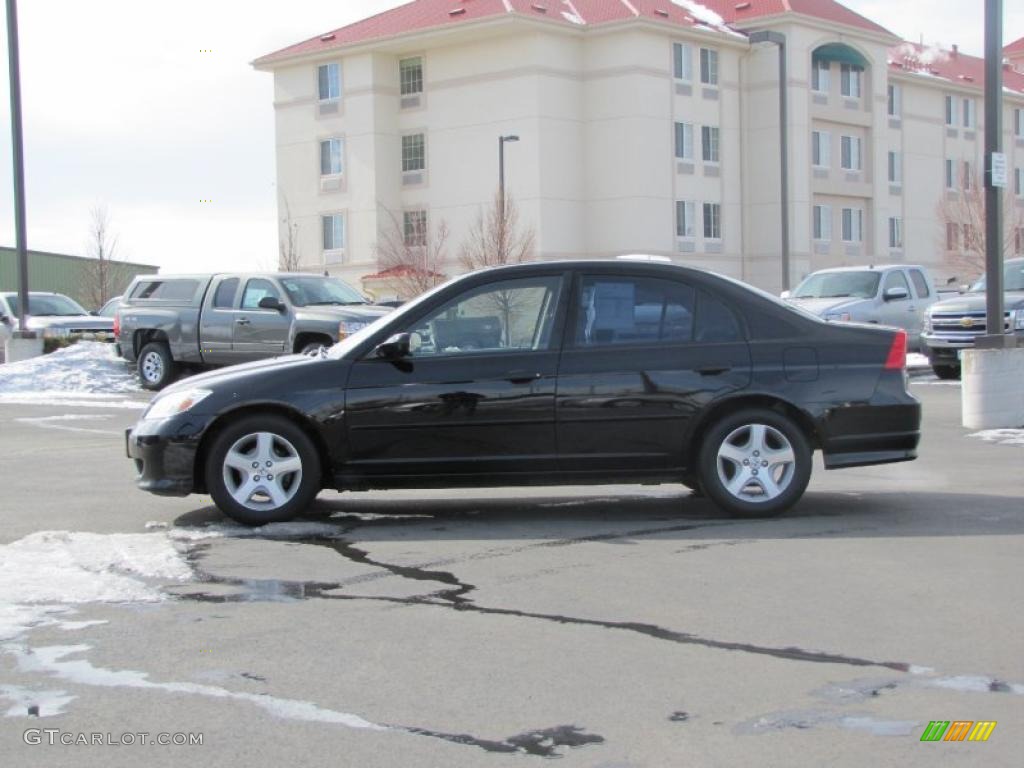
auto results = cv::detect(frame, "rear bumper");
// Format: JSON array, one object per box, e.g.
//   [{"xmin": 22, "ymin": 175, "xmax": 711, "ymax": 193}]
[
  {"xmin": 126, "ymin": 417, "xmax": 207, "ymax": 497},
  {"xmin": 819, "ymin": 377, "xmax": 921, "ymax": 470}
]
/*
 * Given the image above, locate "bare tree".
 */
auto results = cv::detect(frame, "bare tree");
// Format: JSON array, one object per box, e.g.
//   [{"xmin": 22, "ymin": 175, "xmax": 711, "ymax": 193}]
[
  {"xmin": 938, "ymin": 170, "xmax": 1024, "ymax": 278},
  {"xmin": 373, "ymin": 205, "xmax": 449, "ymax": 299},
  {"xmin": 279, "ymin": 195, "xmax": 302, "ymax": 272},
  {"xmin": 83, "ymin": 205, "xmax": 120, "ymax": 309}
]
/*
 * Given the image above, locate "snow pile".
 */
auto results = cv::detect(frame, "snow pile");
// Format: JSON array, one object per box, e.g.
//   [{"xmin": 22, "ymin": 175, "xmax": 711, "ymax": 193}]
[
  {"xmin": 0, "ymin": 341, "xmax": 140, "ymax": 395},
  {"xmin": 969, "ymin": 428, "xmax": 1024, "ymax": 447},
  {"xmin": 894, "ymin": 42, "xmax": 949, "ymax": 67},
  {"xmin": 670, "ymin": 0, "xmax": 745, "ymax": 37},
  {"xmin": 906, "ymin": 353, "xmax": 930, "ymax": 370}
]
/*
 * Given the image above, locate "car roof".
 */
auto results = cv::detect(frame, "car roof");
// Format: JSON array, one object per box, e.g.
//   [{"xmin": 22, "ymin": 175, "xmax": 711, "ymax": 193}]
[
  {"xmin": 128, "ymin": 272, "xmax": 348, "ymax": 281},
  {"xmin": 805, "ymin": 264, "xmax": 927, "ymax": 275}
]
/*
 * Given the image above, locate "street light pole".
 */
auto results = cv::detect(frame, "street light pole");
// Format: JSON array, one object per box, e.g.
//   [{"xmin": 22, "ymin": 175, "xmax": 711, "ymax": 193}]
[
  {"xmin": 498, "ymin": 134, "xmax": 519, "ymax": 218},
  {"xmin": 5, "ymin": 0, "xmax": 30, "ymax": 334}
]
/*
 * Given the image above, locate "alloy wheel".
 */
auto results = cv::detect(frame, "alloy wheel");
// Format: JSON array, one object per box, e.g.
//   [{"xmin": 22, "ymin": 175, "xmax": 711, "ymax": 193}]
[
  {"xmin": 715, "ymin": 423, "xmax": 796, "ymax": 503},
  {"xmin": 221, "ymin": 432, "xmax": 303, "ymax": 511}
]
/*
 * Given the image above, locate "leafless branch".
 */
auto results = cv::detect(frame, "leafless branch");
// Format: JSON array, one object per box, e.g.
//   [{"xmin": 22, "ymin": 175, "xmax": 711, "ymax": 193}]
[{"xmin": 373, "ymin": 205, "xmax": 449, "ymax": 299}]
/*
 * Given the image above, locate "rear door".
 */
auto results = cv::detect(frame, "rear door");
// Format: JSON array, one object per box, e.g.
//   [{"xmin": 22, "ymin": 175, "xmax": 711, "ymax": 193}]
[
  {"xmin": 556, "ymin": 271, "xmax": 751, "ymax": 475},
  {"xmin": 232, "ymin": 278, "xmax": 291, "ymax": 360}
]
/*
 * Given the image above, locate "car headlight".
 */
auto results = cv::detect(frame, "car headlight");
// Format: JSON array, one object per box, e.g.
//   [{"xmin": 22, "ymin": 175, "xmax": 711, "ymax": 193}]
[
  {"xmin": 338, "ymin": 320, "xmax": 370, "ymax": 340},
  {"xmin": 825, "ymin": 312, "xmax": 852, "ymax": 322},
  {"xmin": 144, "ymin": 389, "xmax": 212, "ymax": 420},
  {"xmin": 923, "ymin": 314, "xmax": 933, "ymax": 333}
]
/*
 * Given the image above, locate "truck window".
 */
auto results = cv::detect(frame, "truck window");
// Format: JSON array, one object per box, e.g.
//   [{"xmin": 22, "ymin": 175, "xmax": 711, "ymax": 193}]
[
  {"xmin": 909, "ymin": 270, "xmax": 931, "ymax": 298},
  {"xmin": 883, "ymin": 270, "xmax": 911, "ymax": 298},
  {"xmin": 133, "ymin": 280, "xmax": 199, "ymax": 301},
  {"xmin": 240, "ymin": 279, "xmax": 281, "ymax": 310},
  {"xmin": 213, "ymin": 278, "xmax": 239, "ymax": 309}
]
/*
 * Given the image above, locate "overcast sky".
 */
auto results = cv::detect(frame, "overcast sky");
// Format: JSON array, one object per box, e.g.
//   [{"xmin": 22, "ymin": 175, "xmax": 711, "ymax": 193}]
[{"xmin": 0, "ymin": 0, "xmax": 1022, "ymax": 277}]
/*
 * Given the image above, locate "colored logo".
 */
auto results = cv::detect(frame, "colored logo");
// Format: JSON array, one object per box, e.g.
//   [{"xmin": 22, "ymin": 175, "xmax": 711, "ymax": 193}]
[
  {"xmin": 960, "ymin": 316, "xmax": 975, "ymax": 329},
  {"xmin": 920, "ymin": 721, "xmax": 997, "ymax": 742}
]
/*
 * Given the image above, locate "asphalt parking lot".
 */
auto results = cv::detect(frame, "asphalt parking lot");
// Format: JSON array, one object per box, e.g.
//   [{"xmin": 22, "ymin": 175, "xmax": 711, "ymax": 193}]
[{"xmin": 0, "ymin": 377, "xmax": 1021, "ymax": 767}]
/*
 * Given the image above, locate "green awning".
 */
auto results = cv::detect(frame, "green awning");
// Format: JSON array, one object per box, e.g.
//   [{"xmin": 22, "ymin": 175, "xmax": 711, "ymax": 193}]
[{"xmin": 812, "ymin": 44, "xmax": 869, "ymax": 68}]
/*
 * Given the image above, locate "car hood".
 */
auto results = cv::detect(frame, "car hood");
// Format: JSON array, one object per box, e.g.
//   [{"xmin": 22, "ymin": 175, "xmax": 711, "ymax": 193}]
[
  {"xmin": 24, "ymin": 315, "xmax": 114, "ymax": 330},
  {"xmin": 785, "ymin": 296, "xmax": 866, "ymax": 316},
  {"xmin": 929, "ymin": 291, "xmax": 1024, "ymax": 313},
  {"xmin": 293, "ymin": 304, "xmax": 392, "ymax": 322},
  {"xmin": 160, "ymin": 354, "xmax": 322, "ymax": 395}
]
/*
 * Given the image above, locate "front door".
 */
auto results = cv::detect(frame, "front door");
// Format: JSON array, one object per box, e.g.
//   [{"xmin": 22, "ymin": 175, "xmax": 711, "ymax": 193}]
[
  {"xmin": 556, "ymin": 272, "xmax": 751, "ymax": 475},
  {"xmin": 232, "ymin": 278, "xmax": 291, "ymax": 361},
  {"xmin": 343, "ymin": 273, "xmax": 567, "ymax": 481}
]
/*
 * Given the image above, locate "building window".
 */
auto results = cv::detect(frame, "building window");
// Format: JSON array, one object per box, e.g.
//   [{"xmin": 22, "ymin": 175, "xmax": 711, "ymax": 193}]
[
  {"xmin": 812, "ymin": 131, "xmax": 831, "ymax": 168},
  {"xmin": 703, "ymin": 202, "xmax": 721, "ymax": 240},
  {"xmin": 403, "ymin": 210, "xmax": 427, "ymax": 246},
  {"xmin": 674, "ymin": 122, "xmax": 694, "ymax": 160},
  {"xmin": 841, "ymin": 207, "xmax": 863, "ymax": 242},
  {"xmin": 673, "ymin": 42, "xmax": 693, "ymax": 81},
  {"xmin": 887, "ymin": 84, "xmax": 902, "ymax": 117},
  {"xmin": 945, "ymin": 95, "xmax": 957, "ymax": 126},
  {"xmin": 701, "ymin": 126, "xmax": 720, "ymax": 163},
  {"xmin": 962, "ymin": 223, "xmax": 974, "ymax": 249},
  {"xmin": 962, "ymin": 98, "xmax": 976, "ymax": 128},
  {"xmin": 675, "ymin": 201, "xmax": 695, "ymax": 238},
  {"xmin": 318, "ymin": 63, "xmax": 341, "ymax": 101},
  {"xmin": 888, "ymin": 151, "xmax": 902, "ymax": 185},
  {"xmin": 840, "ymin": 135, "xmax": 862, "ymax": 171},
  {"xmin": 1015, "ymin": 108, "xmax": 1024, "ymax": 138},
  {"xmin": 812, "ymin": 59, "xmax": 830, "ymax": 93},
  {"xmin": 399, "ymin": 57, "xmax": 423, "ymax": 96},
  {"xmin": 319, "ymin": 138, "xmax": 343, "ymax": 176},
  {"xmin": 963, "ymin": 161, "xmax": 973, "ymax": 190},
  {"xmin": 700, "ymin": 48, "xmax": 719, "ymax": 86},
  {"xmin": 1016, "ymin": 227, "xmax": 1024, "ymax": 255},
  {"xmin": 840, "ymin": 64, "xmax": 862, "ymax": 98},
  {"xmin": 322, "ymin": 214, "xmax": 345, "ymax": 251},
  {"xmin": 888, "ymin": 217, "xmax": 903, "ymax": 249},
  {"xmin": 946, "ymin": 222, "xmax": 959, "ymax": 250},
  {"xmin": 402, "ymin": 133, "xmax": 425, "ymax": 172},
  {"xmin": 813, "ymin": 205, "xmax": 832, "ymax": 241},
  {"xmin": 1016, "ymin": 167, "xmax": 1023, "ymax": 197},
  {"xmin": 945, "ymin": 158, "xmax": 955, "ymax": 190}
]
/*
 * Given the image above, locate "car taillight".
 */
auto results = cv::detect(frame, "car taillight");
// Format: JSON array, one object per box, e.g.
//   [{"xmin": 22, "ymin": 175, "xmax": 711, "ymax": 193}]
[
  {"xmin": 113, "ymin": 311, "xmax": 120, "ymax": 339},
  {"xmin": 884, "ymin": 329, "xmax": 907, "ymax": 370}
]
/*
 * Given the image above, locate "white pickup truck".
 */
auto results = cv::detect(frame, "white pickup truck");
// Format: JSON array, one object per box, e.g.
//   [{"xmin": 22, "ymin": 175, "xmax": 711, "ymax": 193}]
[{"xmin": 783, "ymin": 265, "xmax": 941, "ymax": 350}]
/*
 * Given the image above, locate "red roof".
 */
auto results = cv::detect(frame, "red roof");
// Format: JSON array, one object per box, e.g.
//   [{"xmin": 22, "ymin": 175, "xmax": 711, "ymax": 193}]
[
  {"xmin": 703, "ymin": 0, "xmax": 893, "ymax": 36},
  {"xmin": 256, "ymin": 0, "xmax": 745, "ymax": 66},
  {"xmin": 1006, "ymin": 37, "xmax": 1024, "ymax": 56},
  {"xmin": 363, "ymin": 265, "xmax": 445, "ymax": 280},
  {"xmin": 889, "ymin": 41, "xmax": 1024, "ymax": 95}
]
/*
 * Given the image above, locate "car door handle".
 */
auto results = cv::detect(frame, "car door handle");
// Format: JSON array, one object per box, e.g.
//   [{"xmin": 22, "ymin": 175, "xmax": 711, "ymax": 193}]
[
  {"xmin": 507, "ymin": 371, "xmax": 542, "ymax": 384},
  {"xmin": 235, "ymin": 318, "xmax": 251, "ymax": 326},
  {"xmin": 696, "ymin": 367, "xmax": 731, "ymax": 377}
]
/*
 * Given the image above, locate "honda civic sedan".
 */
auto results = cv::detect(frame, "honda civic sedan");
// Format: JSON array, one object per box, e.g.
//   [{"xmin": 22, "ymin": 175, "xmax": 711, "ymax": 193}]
[{"xmin": 127, "ymin": 260, "xmax": 921, "ymax": 525}]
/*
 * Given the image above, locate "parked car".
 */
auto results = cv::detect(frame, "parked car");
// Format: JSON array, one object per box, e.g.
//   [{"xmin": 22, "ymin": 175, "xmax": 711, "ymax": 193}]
[
  {"xmin": 116, "ymin": 272, "xmax": 393, "ymax": 390},
  {"xmin": 921, "ymin": 257, "xmax": 1024, "ymax": 379},
  {"xmin": 96, "ymin": 295, "xmax": 122, "ymax": 317},
  {"xmin": 0, "ymin": 291, "xmax": 115, "ymax": 341},
  {"xmin": 783, "ymin": 265, "xmax": 938, "ymax": 349},
  {"xmin": 127, "ymin": 259, "xmax": 921, "ymax": 525}
]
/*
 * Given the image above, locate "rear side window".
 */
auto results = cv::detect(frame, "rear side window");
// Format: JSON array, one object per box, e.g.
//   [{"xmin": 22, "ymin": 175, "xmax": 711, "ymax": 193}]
[
  {"xmin": 576, "ymin": 276, "xmax": 695, "ymax": 346},
  {"xmin": 909, "ymin": 269, "xmax": 930, "ymax": 298},
  {"xmin": 131, "ymin": 280, "xmax": 199, "ymax": 301},
  {"xmin": 213, "ymin": 278, "xmax": 239, "ymax": 309},
  {"xmin": 695, "ymin": 291, "xmax": 742, "ymax": 343}
]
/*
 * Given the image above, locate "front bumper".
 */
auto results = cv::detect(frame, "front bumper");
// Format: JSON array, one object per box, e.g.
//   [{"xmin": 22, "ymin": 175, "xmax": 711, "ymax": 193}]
[{"xmin": 126, "ymin": 415, "xmax": 210, "ymax": 496}]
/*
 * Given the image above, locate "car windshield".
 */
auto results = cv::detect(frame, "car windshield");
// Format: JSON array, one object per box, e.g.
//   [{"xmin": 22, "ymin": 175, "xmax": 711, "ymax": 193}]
[
  {"xmin": 278, "ymin": 277, "xmax": 368, "ymax": 307},
  {"xmin": 5, "ymin": 294, "xmax": 88, "ymax": 317},
  {"xmin": 791, "ymin": 272, "xmax": 880, "ymax": 300},
  {"xmin": 968, "ymin": 260, "xmax": 1024, "ymax": 292}
]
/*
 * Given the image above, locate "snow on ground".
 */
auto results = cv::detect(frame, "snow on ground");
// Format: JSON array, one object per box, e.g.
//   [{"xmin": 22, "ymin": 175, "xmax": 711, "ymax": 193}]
[
  {"xmin": 0, "ymin": 341, "xmax": 140, "ymax": 395},
  {"xmin": 969, "ymin": 429, "xmax": 1024, "ymax": 447},
  {"xmin": 906, "ymin": 353, "xmax": 930, "ymax": 370}
]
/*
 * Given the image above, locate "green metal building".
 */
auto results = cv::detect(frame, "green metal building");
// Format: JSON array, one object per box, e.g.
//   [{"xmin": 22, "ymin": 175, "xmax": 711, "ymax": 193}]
[{"xmin": 0, "ymin": 247, "xmax": 159, "ymax": 310}]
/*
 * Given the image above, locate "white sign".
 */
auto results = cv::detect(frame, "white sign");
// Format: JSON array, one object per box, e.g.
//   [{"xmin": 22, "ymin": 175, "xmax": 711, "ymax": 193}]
[{"xmin": 990, "ymin": 152, "xmax": 1008, "ymax": 189}]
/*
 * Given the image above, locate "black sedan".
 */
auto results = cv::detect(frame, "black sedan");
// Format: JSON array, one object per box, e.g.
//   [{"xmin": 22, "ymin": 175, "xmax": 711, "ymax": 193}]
[{"xmin": 127, "ymin": 260, "xmax": 921, "ymax": 525}]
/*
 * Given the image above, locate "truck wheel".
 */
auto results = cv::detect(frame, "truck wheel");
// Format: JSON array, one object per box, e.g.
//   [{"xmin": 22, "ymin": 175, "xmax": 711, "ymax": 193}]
[
  {"xmin": 137, "ymin": 342, "xmax": 178, "ymax": 391},
  {"xmin": 299, "ymin": 340, "xmax": 331, "ymax": 356},
  {"xmin": 697, "ymin": 409, "xmax": 811, "ymax": 518},
  {"xmin": 932, "ymin": 364, "xmax": 960, "ymax": 380},
  {"xmin": 205, "ymin": 414, "xmax": 321, "ymax": 526}
]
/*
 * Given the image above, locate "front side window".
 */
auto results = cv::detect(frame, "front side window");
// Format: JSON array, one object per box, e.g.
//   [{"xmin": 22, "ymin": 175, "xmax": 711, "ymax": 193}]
[
  {"xmin": 399, "ymin": 57, "xmax": 423, "ymax": 96},
  {"xmin": 576, "ymin": 276, "xmax": 695, "ymax": 347},
  {"xmin": 883, "ymin": 269, "xmax": 910, "ymax": 298},
  {"xmin": 676, "ymin": 200, "xmax": 695, "ymax": 238},
  {"xmin": 701, "ymin": 126, "xmax": 720, "ymax": 163},
  {"xmin": 318, "ymin": 63, "xmax": 341, "ymax": 101},
  {"xmin": 402, "ymin": 133, "xmax": 426, "ymax": 172},
  {"xmin": 888, "ymin": 217, "xmax": 903, "ymax": 249},
  {"xmin": 842, "ymin": 208, "xmax": 863, "ymax": 243},
  {"xmin": 213, "ymin": 278, "xmax": 239, "ymax": 309},
  {"xmin": 240, "ymin": 279, "xmax": 281, "ymax": 311},
  {"xmin": 703, "ymin": 202, "xmax": 722, "ymax": 240},
  {"xmin": 673, "ymin": 42, "xmax": 693, "ymax": 81},
  {"xmin": 320, "ymin": 138, "xmax": 343, "ymax": 176},
  {"xmin": 700, "ymin": 48, "xmax": 718, "ymax": 86},
  {"xmin": 406, "ymin": 276, "xmax": 562, "ymax": 357},
  {"xmin": 404, "ymin": 210, "xmax": 427, "ymax": 246},
  {"xmin": 813, "ymin": 205, "xmax": 832, "ymax": 241},
  {"xmin": 812, "ymin": 60, "xmax": 830, "ymax": 93},
  {"xmin": 322, "ymin": 214, "xmax": 345, "ymax": 251},
  {"xmin": 840, "ymin": 64, "xmax": 862, "ymax": 98},
  {"xmin": 674, "ymin": 122, "xmax": 693, "ymax": 160}
]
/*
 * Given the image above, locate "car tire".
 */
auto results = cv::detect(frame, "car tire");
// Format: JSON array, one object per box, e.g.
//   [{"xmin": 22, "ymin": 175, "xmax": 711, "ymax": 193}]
[
  {"xmin": 697, "ymin": 408, "xmax": 812, "ymax": 518},
  {"xmin": 137, "ymin": 341, "xmax": 178, "ymax": 391},
  {"xmin": 299, "ymin": 340, "xmax": 331, "ymax": 356},
  {"xmin": 205, "ymin": 414, "xmax": 321, "ymax": 526},
  {"xmin": 932, "ymin": 364, "xmax": 960, "ymax": 380}
]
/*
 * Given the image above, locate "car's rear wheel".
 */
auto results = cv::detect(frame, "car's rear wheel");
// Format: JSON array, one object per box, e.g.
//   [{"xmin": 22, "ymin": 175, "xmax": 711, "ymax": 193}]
[
  {"xmin": 205, "ymin": 414, "xmax": 321, "ymax": 526},
  {"xmin": 932, "ymin": 364, "xmax": 960, "ymax": 380},
  {"xmin": 137, "ymin": 341, "xmax": 177, "ymax": 391},
  {"xmin": 697, "ymin": 409, "xmax": 811, "ymax": 518}
]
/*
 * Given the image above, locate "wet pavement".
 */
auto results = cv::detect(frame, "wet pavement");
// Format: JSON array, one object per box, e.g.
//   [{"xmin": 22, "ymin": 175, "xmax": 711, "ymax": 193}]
[{"xmin": 0, "ymin": 378, "xmax": 1021, "ymax": 767}]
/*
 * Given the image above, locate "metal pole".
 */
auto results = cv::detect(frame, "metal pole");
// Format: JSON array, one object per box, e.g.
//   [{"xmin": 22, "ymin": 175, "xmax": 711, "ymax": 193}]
[
  {"xmin": 6, "ymin": 0, "xmax": 30, "ymax": 332},
  {"xmin": 981, "ymin": 0, "xmax": 1006, "ymax": 347},
  {"xmin": 498, "ymin": 136, "xmax": 505, "ymax": 218},
  {"xmin": 778, "ymin": 40, "xmax": 790, "ymax": 291}
]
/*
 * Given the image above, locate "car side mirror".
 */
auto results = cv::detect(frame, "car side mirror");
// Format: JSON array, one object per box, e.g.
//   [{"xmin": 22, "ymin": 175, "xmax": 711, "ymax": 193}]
[
  {"xmin": 89, "ymin": 310, "xmax": 98, "ymax": 316},
  {"xmin": 780, "ymin": 290, "xmax": 791, "ymax": 300},
  {"xmin": 884, "ymin": 287, "xmax": 909, "ymax": 301},
  {"xmin": 374, "ymin": 332, "xmax": 411, "ymax": 360},
  {"xmin": 258, "ymin": 296, "xmax": 285, "ymax": 312}
]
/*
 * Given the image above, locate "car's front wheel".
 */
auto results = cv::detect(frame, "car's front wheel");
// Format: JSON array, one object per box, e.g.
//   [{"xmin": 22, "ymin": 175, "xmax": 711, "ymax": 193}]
[
  {"xmin": 205, "ymin": 414, "xmax": 321, "ymax": 526},
  {"xmin": 697, "ymin": 409, "xmax": 811, "ymax": 518}
]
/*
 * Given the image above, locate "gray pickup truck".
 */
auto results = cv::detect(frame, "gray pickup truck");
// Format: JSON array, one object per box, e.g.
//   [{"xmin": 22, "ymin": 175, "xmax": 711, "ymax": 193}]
[{"xmin": 117, "ymin": 272, "xmax": 392, "ymax": 389}]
